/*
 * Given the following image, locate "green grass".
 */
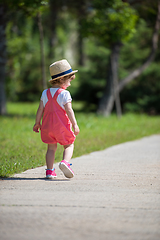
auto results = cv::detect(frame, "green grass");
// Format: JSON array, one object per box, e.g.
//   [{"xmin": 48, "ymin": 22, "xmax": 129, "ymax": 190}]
[{"xmin": 0, "ymin": 102, "xmax": 160, "ymax": 177}]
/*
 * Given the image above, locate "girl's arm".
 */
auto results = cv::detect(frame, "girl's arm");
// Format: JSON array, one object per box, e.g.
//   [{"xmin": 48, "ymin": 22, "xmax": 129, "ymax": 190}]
[
  {"xmin": 64, "ymin": 102, "xmax": 80, "ymax": 135},
  {"xmin": 33, "ymin": 100, "xmax": 44, "ymax": 133}
]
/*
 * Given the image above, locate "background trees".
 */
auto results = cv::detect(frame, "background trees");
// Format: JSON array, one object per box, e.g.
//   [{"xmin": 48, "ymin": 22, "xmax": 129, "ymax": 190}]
[
  {"xmin": 0, "ymin": 3, "xmax": 7, "ymax": 115},
  {"xmin": 1, "ymin": 0, "xmax": 160, "ymax": 116},
  {"xmin": 0, "ymin": 0, "xmax": 45, "ymax": 114},
  {"xmin": 85, "ymin": 0, "xmax": 138, "ymax": 117}
]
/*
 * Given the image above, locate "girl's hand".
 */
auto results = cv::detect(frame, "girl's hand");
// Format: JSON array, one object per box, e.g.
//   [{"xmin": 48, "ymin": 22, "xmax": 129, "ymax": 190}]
[
  {"xmin": 33, "ymin": 123, "xmax": 41, "ymax": 133},
  {"xmin": 73, "ymin": 124, "xmax": 80, "ymax": 136}
]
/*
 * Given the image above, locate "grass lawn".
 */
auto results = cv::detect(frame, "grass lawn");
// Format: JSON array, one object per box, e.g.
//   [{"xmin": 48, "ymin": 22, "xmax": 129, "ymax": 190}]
[{"xmin": 0, "ymin": 102, "xmax": 160, "ymax": 177}]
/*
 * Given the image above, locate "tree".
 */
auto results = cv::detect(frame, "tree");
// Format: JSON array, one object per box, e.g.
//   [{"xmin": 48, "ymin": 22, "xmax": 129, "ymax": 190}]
[
  {"xmin": 48, "ymin": 0, "xmax": 61, "ymax": 59},
  {"xmin": 86, "ymin": 0, "xmax": 138, "ymax": 116},
  {"xmin": 63, "ymin": 0, "xmax": 89, "ymax": 66},
  {"xmin": 118, "ymin": 0, "xmax": 160, "ymax": 92},
  {"xmin": 0, "ymin": 0, "xmax": 46, "ymax": 115},
  {"xmin": 0, "ymin": 3, "xmax": 7, "ymax": 115},
  {"xmin": 71, "ymin": 0, "xmax": 88, "ymax": 66},
  {"xmin": 37, "ymin": 10, "xmax": 47, "ymax": 89},
  {"xmin": 85, "ymin": 0, "xmax": 160, "ymax": 116}
]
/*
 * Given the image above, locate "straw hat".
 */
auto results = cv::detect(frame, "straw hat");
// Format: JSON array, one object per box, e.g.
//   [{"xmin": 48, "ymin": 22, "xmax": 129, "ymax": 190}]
[{"xmin": 49, "ymin": 59, "xmax": 78, "ymax": 82}]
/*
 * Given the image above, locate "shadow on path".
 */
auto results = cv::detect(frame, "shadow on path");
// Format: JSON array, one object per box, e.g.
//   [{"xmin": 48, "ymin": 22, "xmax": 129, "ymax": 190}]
[{"xmin": 0, "ymin": 177, "xmax": 69, "ymax": 182}]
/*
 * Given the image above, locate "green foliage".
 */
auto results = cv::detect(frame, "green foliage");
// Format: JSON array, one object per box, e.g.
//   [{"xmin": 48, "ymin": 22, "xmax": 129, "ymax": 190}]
[
  {"xmin": 119, "ymin": 18, "xmax": 160, "ymax": 114},
  {"xmin": 0, "ymin": 102, "xmax": 160, "ymax": 177},
  {"xmin": 120, "ymin": 19, "xmax": 152, "ymax": 72},
  {"xmin": 6, "ymin": 17, "xmax": 43, "ymax": 101},
  {"xmin": 5, "ymin": 6, "xmax": 79, "ymax": 102},
  {"xmin": 3, "ymin": 0, "xmax": 48, "ymax": 16},
  {"xmin": 73, "ymin": 40, "xmax": 110, "ymax": 111},
  {"xmin": 86, "ymin": 0, "xmax": 138, "ymax": 46},
  {"xmin": 121, "ymin": 62, "xmax": 160, "ymax": 114}
]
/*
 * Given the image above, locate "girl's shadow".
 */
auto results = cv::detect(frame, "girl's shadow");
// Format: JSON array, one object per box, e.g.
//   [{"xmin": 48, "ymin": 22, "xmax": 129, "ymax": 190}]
[{"xmin": 1, "ymin": 177, "xmax": 70, "ymax": 181}]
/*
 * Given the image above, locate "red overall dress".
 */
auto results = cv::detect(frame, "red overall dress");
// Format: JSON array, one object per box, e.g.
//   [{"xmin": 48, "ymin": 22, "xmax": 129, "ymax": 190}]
[{"xmin": 41, "ymin": 88, "xmax": 76, "ymax": 145}]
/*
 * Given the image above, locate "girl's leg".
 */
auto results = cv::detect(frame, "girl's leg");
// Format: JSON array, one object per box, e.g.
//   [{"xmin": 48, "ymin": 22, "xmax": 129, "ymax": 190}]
[
  {"xmin": 63, "ymin": 143, "xmax": 74, "ymax": 162},
  {"xmin": 46, "ymin": 143, "xmax": 57, "ymax": 169}
]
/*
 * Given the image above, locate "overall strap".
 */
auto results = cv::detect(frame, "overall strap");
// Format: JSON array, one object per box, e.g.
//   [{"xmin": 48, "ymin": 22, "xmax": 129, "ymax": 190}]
[
  {"xmin": 53, "ymin": 88, "xmax": 64, "ymax": 101},
  {"xmin": 46, "ymin": 88, "xmax": 52, "ymax": 100}
]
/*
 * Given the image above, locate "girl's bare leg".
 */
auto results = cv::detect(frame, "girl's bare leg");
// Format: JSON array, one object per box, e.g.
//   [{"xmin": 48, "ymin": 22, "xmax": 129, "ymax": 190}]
[
  {"xmin": 63, "ymin": 144, "xmax": 74, "ymax": 162},
  {"xmin": 46, "ymin": 143, "xmax": 57, "ymax": 169}
]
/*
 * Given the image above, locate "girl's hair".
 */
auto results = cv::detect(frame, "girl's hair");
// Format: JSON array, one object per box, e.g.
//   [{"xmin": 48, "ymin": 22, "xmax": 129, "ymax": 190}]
[{"xmin": 50, "ymin": 73, "xmax": 75, "ymax": 86}]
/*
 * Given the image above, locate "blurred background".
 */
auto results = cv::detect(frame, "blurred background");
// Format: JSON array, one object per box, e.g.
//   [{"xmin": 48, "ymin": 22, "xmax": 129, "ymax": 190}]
[{"xmin": 0, "ymin": 0, "xmax": 160, "ymax": 117}]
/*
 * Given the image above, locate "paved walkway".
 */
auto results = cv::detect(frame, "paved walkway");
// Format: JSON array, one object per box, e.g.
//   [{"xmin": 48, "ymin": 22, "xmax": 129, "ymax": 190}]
[{"xmin": 0, "ymin": 135, "xmax": 160, "ymax": 240}]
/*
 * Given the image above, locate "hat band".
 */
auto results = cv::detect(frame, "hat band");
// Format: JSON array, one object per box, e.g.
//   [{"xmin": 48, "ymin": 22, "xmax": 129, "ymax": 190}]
[{"xmin": 51, "ymin": 68, "xmax": 73, "ymax": 80}]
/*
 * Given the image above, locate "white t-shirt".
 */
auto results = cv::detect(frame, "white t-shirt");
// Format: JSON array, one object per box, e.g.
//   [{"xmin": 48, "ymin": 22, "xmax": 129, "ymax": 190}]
[{"xmin": 41, "ymin": 88, "xmax": 72, "ymax": 109}]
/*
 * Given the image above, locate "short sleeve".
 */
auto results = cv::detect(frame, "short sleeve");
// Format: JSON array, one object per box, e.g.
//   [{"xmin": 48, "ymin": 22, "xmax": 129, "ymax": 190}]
[
  {"xmin": 41, "ymin": 89, "xmax": 48, "ymax": 107},
  {"xmin": 57, "ymin": 90, "xmax": 72, "ymax": 108}
]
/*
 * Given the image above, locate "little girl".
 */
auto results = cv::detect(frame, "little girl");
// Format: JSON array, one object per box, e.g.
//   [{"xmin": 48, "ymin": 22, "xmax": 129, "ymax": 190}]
[{"xmin": 33, "ymin": 59, "xmax": 80, "ymax": 179}]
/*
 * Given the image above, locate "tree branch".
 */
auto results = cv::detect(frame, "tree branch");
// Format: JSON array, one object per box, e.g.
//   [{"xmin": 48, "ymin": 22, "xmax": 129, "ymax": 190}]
[{"xmin": 118, "ymin": 0, "xmax": 160, "ymax": 92}]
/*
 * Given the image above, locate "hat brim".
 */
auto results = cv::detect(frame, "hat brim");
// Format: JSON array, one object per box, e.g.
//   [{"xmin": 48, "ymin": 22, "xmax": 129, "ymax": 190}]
[{"xmin": 49, "ymin": 70, "xmax": 78, "ymax": 82}]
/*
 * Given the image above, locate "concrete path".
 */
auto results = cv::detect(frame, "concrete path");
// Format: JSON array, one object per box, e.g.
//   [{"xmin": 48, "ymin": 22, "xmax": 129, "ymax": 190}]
[{"xmin": 0, "ymin": 135, "xmax": 160, "ymax": 240}]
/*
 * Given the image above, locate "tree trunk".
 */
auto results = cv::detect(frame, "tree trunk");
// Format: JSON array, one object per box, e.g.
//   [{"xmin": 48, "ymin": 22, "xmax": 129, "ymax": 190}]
[
  {"xmin": 37, "ymin": 11, "xmax": 47, "ymax": 90},
  {"xmin": 97, "ymin": 43, "xmax": 122, "ymax": 117},
  {"xmin": 0, "ymin": 4, "xmax": 7, "ymax": 115},
  {"xmin": 97, "ymin": 60, "xmax": 114, "ymax": 116},
  {"xmin": 111, "ymin": 44, "xmax": 122, "ymax": 118},
  {"xmin": 77, "ymin": 19, "xmax": 85, "ymax": 66},
  {"xmin": 48, "ymin": 0, "xmax": 58, "ymax": 59},
  {"xmin": 77, "ymin": 4, "xmax": 85, "ymax": 66}
]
